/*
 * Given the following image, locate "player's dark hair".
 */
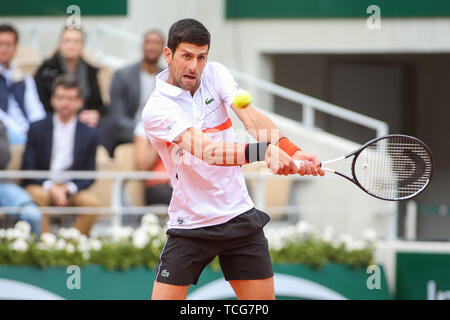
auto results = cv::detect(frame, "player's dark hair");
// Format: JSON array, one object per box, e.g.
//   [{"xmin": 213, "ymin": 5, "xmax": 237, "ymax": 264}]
[
  {"xmin": 0, "ymin": 24, "xmax": 19, "ymax": 43},
  {"xmin": 51, "ymin": 74, "xmax": 82, "ymax": 97},
  {"xmin": 167, "ymin": 18, "xmax": 210, "ymax": 54}
]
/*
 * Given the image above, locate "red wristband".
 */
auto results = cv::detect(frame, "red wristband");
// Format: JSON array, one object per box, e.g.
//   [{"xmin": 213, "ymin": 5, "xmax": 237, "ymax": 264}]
[{"xmin": 277, "ymin": 137, "xmax": 301, "ymax": 157}]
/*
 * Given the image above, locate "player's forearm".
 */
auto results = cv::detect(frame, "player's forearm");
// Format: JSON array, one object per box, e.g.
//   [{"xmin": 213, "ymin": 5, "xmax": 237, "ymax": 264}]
[
  {"xmin": 240, "ymin": 107, "xmax": 284, "ymax": 143},
  {"xmin": 202, "ymin": 142, "xmax": 247, "ymax": 166}
]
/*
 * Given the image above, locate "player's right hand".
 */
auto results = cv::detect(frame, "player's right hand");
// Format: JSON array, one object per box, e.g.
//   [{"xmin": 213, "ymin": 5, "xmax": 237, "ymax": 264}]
[{"xmin": 264, "ymin": 144, "xmax": 299, "ymax": 176}]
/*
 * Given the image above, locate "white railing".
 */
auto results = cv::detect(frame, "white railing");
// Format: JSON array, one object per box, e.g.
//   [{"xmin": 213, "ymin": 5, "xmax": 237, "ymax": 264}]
[
  {"xmin": 0, "ymin": 170, "xmax": 315, "ymax": 227},
  {"xmin": 229, "ymin": 69, "xmax": 389, "ymax": 138}
]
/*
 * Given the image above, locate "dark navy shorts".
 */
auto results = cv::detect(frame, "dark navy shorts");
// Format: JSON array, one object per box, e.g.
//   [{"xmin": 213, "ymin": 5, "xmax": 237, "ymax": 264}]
[{"xmin": 155, "ymin": 207, "xmax": 273, "ymax": 286}]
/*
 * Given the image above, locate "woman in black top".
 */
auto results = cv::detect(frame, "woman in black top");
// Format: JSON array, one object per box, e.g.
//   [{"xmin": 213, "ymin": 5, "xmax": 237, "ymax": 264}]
[{"xmin": 34, "ymin": 27, "xmax": 105, "ymax": 128}]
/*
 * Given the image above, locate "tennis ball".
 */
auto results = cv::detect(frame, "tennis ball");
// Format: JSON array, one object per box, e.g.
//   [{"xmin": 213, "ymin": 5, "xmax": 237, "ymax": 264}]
[{"xmin": 233, "ymin": 89, "xmax": 252, "ymax": 109}]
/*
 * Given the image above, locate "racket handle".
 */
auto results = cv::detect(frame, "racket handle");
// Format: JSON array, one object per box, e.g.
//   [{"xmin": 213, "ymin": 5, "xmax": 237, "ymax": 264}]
[{"xmin": 293, "ymin": 160, "xmax": 334, "ymax": 173}]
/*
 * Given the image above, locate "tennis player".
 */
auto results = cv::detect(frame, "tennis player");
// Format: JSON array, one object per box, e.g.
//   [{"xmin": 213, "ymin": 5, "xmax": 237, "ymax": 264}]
[{"xmin": 142, "ymin": 18, "xmax": 324, "ymax": 300}]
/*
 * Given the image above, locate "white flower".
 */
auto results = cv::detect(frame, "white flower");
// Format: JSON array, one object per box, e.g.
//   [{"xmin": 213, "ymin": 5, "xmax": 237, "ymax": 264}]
[
  {"xmin": 82, "ymin": 252, "xmax": 90, "ymax": 260},
  {"xmin": 6, "ymin": 228, "xmax": 21, "ymax": 241},
  {"xmin": 362, "ymin": 229, "xmax": 377, "ymax": 244},
  {"xmin": 346, "ymin": 239, "xmax": 366, "ymax": 251},
  {"xmin": 58, "ymin": 228, "xmax": 69, "ymax": 239},
  {"xmin": 107, "ymin": 226, "xmax": 134, "ymax": 242},
  {"xmin": 15, "ymin": 221, "xmax": 31, "ymax": 236},
  {"xmin": 132, "ymin": 228, "xmax": 150, "ymax": 249},
  {"xmin": 320, "ymin": 226, "xmax": 335, "ymax": 243},
  {"xmin": 41, "ymin": 233, "xmax": 57, "ymax": 246},
  {"xmin": 66, "ymin": 243, "xmax": 76, "ymax": 253},
  {"xmin": 265, "ymin": 228, "xmax": 286, "ymax": 251},
  {"xmin": 89, "ymin": 239, "xmax": 102, "ymax": 251},
  {"xmin": 67, "ymin": 228, "xmax": 82, "ymax": 241},
  {"xmin": 78, "ymin": 234, "xmax": 87, "ymax": 243},
  {"xmin": 334, "ymin": 233, "xmax": 354, "ymax": 248},
  {"xmin": 77, "ymin": 241, "xmax": 90, "ymax": 253},
  {"xmin": 10, "ymin": 239, "xmax": 28, "ymax": 252},
  {"xmin": 0, "ymin": 229, "xmax": 5, "ymax": 239},
  {"xmin": 56, "ymin": 239, "xmax": 66, "ymax": 250},
  {"xmin": 141, "ymin": 213, "xmax": 159, "ymax": 226},
  {"xmin": 144, "ymin": 224, "xmax": 161, "ymax": 238},
  {"xmin": 59, "ymin": 228, "xmax": 82, "ymax": 241},
  {"xmin": 295, "ymin": 221, "xmax": 310, "ymax": 235}
]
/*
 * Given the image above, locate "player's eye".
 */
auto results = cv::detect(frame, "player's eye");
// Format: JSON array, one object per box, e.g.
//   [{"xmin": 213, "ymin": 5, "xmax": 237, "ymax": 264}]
[{"xmin": 183, "ymin": 54, "xmax": 190, "ymax": 59}]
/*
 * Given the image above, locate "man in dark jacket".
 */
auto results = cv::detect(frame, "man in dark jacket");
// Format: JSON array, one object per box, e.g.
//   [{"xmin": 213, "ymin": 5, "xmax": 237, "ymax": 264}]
[
  {"xmin": 99, "ymin": 29, "xmax": 165, "ymax": 156},
  {"xmin": 22, "ymin": 74, "xmax": 99, "ymax": 235},
  {"xmin": 34, "ymin": 26, "xmax": 105, "ymax": 129}
]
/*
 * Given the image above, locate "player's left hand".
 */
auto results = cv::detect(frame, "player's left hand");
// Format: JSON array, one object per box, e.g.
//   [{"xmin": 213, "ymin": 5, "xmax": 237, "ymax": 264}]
[{"xmin": 292, "ymin": 150, "xmax": 325, "ymax": 176}]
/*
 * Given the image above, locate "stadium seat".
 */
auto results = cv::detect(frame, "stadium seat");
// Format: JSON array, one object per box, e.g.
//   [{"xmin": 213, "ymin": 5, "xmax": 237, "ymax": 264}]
[
  {"xmin": 13, "ymin": 46, "xmax": 42, "ymax": 76},
  {"xmin": 113, "ymin": 143, "xmax": 146, "ymax": 207}
]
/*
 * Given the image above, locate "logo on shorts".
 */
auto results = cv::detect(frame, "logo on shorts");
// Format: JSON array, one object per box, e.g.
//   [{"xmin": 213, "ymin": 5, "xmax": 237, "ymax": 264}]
[
  {"xmin": 161, "ymin": 269, "xmax": 170, "ymax": 277},
  {"xmin": 177, "ymin": 217, "xmax": 185, "ymax": 225}
]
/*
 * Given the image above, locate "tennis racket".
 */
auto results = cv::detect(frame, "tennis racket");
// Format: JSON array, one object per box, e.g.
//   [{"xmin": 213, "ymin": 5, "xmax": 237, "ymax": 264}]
[{"xmin": 294, "ymin": 134, "xmax": 433, "ymax": 201}]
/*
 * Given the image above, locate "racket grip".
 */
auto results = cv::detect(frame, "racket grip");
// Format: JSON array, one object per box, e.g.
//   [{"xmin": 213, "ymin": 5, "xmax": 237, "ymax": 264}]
[
  {"xmin": 294, "ymin": 160, "xmax": 332, "ymax": 173},
  {"xmin": 293, "ymin": 160, "xmax": 320, "ymax": 168}
]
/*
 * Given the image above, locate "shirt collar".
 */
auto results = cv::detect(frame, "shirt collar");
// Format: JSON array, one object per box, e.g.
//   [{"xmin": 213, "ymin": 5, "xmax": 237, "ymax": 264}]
[
  {"xmin": 53, "ymin": 113, "xmax": 77, "ymax": 130},
  {"xmin": 156, "ymin": 68, "xmax": 203, "ymax": 97},
  {"xmin": 0, "ymin": 62, "xmax": 26, "ymax": 84}
]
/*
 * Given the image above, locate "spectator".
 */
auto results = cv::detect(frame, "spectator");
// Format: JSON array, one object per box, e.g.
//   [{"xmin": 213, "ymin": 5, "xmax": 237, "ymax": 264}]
[
  {"xmin": 0, "ymin": 24, "xmax": 46, "ymax": 145},
  {"xmin": 34, "ymin": 26, "xmax": 105, "ymax": 128},
  {"xmin": 22, "ymin": 74, "xmax": 99, "ymax": 236},
  {"xmin": 134, "ymin": 121, "xmax": 172, "ymax": 206},
  {"xmin": 0, "ymin": 119, "xmax": 42, "ymax": 237},
  {"xmin": 100, "ymin": 29, "xmax": 165, "ymax": 156}
]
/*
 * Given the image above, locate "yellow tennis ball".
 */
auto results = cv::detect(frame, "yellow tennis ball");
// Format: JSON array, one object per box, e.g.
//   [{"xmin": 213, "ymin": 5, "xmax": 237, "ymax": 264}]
[{"xmin": 233, "ymin": 89, "xmax": 252, "ymax": 109}]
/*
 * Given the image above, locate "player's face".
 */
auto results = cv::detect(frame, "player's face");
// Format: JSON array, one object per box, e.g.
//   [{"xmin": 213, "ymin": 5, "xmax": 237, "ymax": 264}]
[
  {"xmin": 165, "ymin": 42, "xmax": 208, "ymax": 95},
  {"xmin": 0, "ymin": 32, "xmax": 17, "ymax": 66}
]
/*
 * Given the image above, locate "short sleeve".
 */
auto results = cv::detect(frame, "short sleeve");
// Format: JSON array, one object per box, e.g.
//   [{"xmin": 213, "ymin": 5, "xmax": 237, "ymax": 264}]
[
  {"xmin": 210, "ymin": 62, "xmax": 240, "ymax": 109},
  {"xmin": 141, "ymin": 99, "xmax": 192, "ymax": 143},
  {"xmin": 133, "ymin": 121, "xmax": 146, "ymax": 139}
]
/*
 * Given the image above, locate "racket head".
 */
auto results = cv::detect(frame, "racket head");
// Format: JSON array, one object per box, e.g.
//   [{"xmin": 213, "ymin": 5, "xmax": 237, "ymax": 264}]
[{"xmin": 351, "ymin": 134, "xmax": 433, "ymax": 201}]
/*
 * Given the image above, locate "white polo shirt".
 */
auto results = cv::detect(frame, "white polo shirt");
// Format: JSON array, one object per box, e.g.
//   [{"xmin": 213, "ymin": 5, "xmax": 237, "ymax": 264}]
[{"xmin": 142, "ymin": 62, "xmax": 254, "ymax": 229}]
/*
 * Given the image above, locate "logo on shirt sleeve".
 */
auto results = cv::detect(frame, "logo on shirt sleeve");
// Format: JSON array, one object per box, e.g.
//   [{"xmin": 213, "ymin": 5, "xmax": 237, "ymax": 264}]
[{"xmin": 160, "ymin": 117, "xmax": 174, "ymax": 131}]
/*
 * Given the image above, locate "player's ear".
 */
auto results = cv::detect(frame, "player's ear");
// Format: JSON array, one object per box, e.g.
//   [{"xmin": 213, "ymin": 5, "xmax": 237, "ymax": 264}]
[{"xmin": 164, "ymin": 47, "xmax": 172, "ymax": 64}]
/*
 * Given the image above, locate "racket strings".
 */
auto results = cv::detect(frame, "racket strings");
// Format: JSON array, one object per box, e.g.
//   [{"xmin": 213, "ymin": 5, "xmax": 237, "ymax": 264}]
[{"xmin": 355, "ymin": 136, "xmax": 432, "ymax": 200}]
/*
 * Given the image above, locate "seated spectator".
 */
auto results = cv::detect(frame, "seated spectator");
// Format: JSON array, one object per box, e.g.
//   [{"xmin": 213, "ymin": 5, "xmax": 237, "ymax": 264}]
[
  {"xmin": 34, "ymin": 26, "xmax": 105, "ymax": 129},
  {"xmin": 22, "ymin": 74, "xmax": 99, "ymax": 236},
  {"xmin": 0, "ymin": 24, "xmax": 46, "ymax": 145},
  {"xmin": 0, "ymin": 119, "xmax": 42, "ymax": 237},
  {"xmin": 100, "ymin": 29, "xmax": 165, "ymax": 157},
  {"xmin": 134, "ymin": 121, "xmax": 172, "ymax": 206}
]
